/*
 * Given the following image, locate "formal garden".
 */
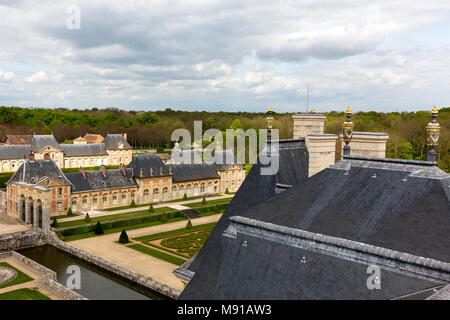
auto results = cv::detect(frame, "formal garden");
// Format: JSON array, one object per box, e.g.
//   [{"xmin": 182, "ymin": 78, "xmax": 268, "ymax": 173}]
[{"xmin": 119, "ymin": 221, "xmax": 217, "ymax": 266}]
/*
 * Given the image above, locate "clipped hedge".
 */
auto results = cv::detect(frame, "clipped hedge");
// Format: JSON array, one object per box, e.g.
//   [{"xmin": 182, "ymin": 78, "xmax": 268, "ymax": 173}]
[
  {"xmin": 196, "ymin": 203, "xmax": 228, "ymax": 214},
  {"xmin": 59, "ymin": 211, "xmax": 186, "ymax": 237}
]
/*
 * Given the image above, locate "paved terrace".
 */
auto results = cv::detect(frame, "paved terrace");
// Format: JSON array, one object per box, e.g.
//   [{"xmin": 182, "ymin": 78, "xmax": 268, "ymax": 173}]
[
  {"xmin": 0, "ymin": 214, "xmax": 28, "ymax": 235},
  {"xmin": 57, "ymin": 193, "xmax": 233, "ymax": 223}
]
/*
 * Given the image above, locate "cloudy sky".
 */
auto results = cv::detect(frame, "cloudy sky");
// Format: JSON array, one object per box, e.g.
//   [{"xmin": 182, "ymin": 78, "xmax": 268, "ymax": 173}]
[{"xmin": 0, "ymin": 0, "xmax": 449, "ymax": 112}]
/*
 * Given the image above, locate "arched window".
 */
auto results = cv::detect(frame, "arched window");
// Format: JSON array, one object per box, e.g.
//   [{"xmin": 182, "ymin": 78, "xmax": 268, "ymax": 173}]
[
  {"xmin": 153, "ymin": 188, "xmax": 159, "ymax": 195},
  {"xmin": 71, "ymin": 198, "xmax": 77, "ymax": 209},
  {"xmin": 93, "ymin": 195, "xmax": 98, "ymax": 208},
  {"xmin": 143, "ymin": 189, "xmax": 149, "ymax": 201},
  {"xmin": 112, "ymin": 192, "xmax": 118, "ymax": 204},
  {"xmin": 172, "ymin": 186, "xmax": 177, "ymax": 198},
  {"xmin": 194, "ymin": 183, "xmax": 199, "ymax": 194},
  {"xmin": 131, "ymin": 191, "xmax": 136, "ymax": 200},
  {"xmin": 122, "ymin": 191, "xmax": 127, "ymax": 203},
  {"xmin": 200, "ymin": 183, "xmax": 205, "ymax": 192},
  {"xmin": 103, "ymin": 194, "xmax": 108, "ymax": 206},
  {"xmin": 186, "ymin": 184, "xmax": 191, "ymax": 195},
  {"xmin": 207, "ymin": 182, "xmax": 212, "ymax": 193},
  {"xmin": 82, "ymin": 196, "xmax": 88, "ymax": 209}
]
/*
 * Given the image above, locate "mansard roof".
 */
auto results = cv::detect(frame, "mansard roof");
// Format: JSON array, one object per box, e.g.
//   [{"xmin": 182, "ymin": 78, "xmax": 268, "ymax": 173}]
[
  {"xmin": 63, "ymin": 144, "xmax": 108, "ymax": 156},
  {"xmin": 0, "ymin": 145, "xmax": 30, "ymax": 160},
  {"xmin": 65, "ymin": 168, "xmax": 137, "ymax": 193},
  {"xmin": 127, "ymin": 153, "xmax": 171, "ymax": 178},
  {"xmin": 180, "ymin": 146, "xmax": 450, "ymax": 300},
  {"xmin": 83, "ymin": 133, "xmax": 104, "ymax": 144},
  {"xmin": 206, "ymin": 150, "xmax": 245, "ymax": 171},
  {"xmin": 103, "ymin": 134, "xmax": 131, "ymax": 150},
  {"xmin": 6, "ymin": 159, "xmax": 71, "ymax": 186},
  {"xmin": 170, "ymin": 163, "xmax": 220, "ymax": 183},
  {"xmin": 30, "ymin": 135, "xmax": 60, "ymax": 151}
]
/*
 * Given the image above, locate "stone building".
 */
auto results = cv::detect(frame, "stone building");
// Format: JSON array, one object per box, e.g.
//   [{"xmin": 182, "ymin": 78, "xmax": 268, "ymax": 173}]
[
  {"xmin": 4, "ymin": 152, "xmax": 244, "ymax": 227},
  {"xmin": 0, "ymin": 133, "xmax": 132, "ymax": 172},
  {"xmin": 206, "ymin": 150, "xmax": 245, "ymax": 193}
]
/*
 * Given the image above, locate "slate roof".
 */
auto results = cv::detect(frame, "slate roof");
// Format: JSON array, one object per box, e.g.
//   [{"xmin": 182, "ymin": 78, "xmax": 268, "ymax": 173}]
[
  {"xmin": 3, "ymin": 135, "xmax": 33, "ymax": 145},
  {"xmin": 30, "ymin": 135, "xmax": 60, "ymax": 151},
  {"xmin": 180, "ymin": 148, "xmax": 450, "ymax": 300},
  {"xmin": 206, "ymin": 150, "xmax": 245, "ymax": 171},
  {"xmin": 65, "ymin": 168, "xmax": 137, "ymax": 193},
  {"xmin": 6, "ymin": 159, "xmax": 71, "ymax": 186},
  {"xmin": 83, "ymin": 134, "xmax": 104, "ymax": 144},
  {"xmin": 170, "ymin": 163, "xmax": 220, "ymax": 183},
  {"xmin": 63, "ymin": 144, "xmax": 108, "ymax": 156},
  {"xmin": 127, "ymin": 154, "xmax": 171, "ymax": 178},
  {"xmin": 103, "ymin": 134, "xmax": 131, "ymax": 150},
  {"xmin": 0, "ymin": 145, "xmax": 30, "ymax": 160}
]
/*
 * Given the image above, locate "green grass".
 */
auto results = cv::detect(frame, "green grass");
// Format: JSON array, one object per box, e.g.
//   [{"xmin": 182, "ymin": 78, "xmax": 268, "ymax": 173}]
[
  {"xmin": 185, "ymin": 198, "xmax": 232, "ymax": 208},
  {"xmin": 133, "ymin": 221, "xmax": 217, "ymax": 242},
  {"xmin": 0, "ymin": 262, "xmax": 34, "ymax": 289},
  {"xmin": 53, "ymin": 213, "xmax": 78, "ymax": 220},
  {"xmin": 159, "ymin": 227, "xmax": 214, "ymax": 257},
  {"xmin": 245, "ymin": 164, "xmax": 253, "ymax": 176},
  {"xmin": 127, "ymin": 244, "xmax": 186, "ymax": 266},
  {"xmin": 55, "ymin": 207, "xmax": 174, "ymax": 228},
  {"xmin": 0, "ymin": 288, "xmax": 51, "ymax": 300},
  {"xmin": 104, "ymin": 202, "xmax": 155, "ymax": 211},
  {"xmin": 63, "ymin": 216, "xmax": 187, "ymax": 242}
]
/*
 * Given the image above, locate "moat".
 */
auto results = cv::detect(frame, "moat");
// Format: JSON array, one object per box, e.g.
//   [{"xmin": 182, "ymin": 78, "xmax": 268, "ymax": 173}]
[{"xmin": 18, "ymin": 245, "xmax": 168, "ymax": 300}]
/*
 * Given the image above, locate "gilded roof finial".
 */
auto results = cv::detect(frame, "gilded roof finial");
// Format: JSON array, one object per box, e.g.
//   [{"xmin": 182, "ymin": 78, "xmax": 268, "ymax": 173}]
[
  {"xmin": 426, "ymin": 106, "xmax": 440, "ymax": 163},
  {"xmin": 311, "ymin": 108, "xmax": 316, "ymax": 114},
  {"xmin": 266, "ymin": 107, "xmax": 274, "ymax": 132},
  {"xmin": 342, "ymin": 107, "xmax": 354, "ymax": 157}
]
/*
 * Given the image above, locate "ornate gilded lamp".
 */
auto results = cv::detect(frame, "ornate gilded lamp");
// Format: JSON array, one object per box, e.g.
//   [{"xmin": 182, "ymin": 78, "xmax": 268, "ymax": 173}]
[
  {"xmin": 426, "ymin": 106, "xmax": 440, "ymax": 162},
  {"xmin": 266, "ymin": 107, "xmax": 274, "ymax": 134},
  {"xmin": 342, "ymin": 106, "xmax": 354, "ymax": 156}
]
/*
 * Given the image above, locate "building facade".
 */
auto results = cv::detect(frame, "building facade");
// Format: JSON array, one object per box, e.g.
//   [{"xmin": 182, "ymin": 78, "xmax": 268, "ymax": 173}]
[{"xmin": 0, "ymin": 133, "xmax": 132, "ymax": 173}]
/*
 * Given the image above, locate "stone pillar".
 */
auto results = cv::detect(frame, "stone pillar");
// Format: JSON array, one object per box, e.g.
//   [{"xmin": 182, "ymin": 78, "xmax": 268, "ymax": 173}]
[
  {"xmin": 292, "ymin": 113, "xmax": 326, "ymax": 139},
  {"xmin": 41, "ymin": 205, "xmax": 51, "ymax": 229},
  {"xmin": 33, "ymin": 203, "xmax": 39, "ymax": 228},
  {"xmin": 306, "ymin": 134, "xmax": 338, "ymax": 177},
  {"xmin": 339, "ymin": 132, "xmax": 389, "ymax": 158},
  {"xmin": 25, "ymin": 201, "xmax": 31, "ymax": 224}
]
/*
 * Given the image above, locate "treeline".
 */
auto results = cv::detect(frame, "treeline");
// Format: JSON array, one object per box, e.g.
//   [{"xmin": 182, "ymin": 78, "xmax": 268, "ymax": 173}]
[{"xmin": 0, "ymin": 106, "xmax": 448, "ymax": 172}]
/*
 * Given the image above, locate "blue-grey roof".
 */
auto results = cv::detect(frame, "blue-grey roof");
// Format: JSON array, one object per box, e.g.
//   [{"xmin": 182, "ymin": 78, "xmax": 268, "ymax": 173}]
[
  {"xmin": 0, "ymin": 145, "xmax": 30, "ymax": 160},
  {"xmin": 206, "ymin": 150, "xmax": 244, "ymax": 171},
  {"xmin": 127, "ymin": 153, "xmax": 170, "ymax": 178},
  {"xmin": 63, "ymin": 144, "xmax": 108, "ymax": 156},
  {"xmin": 170, "ymin": 163, "xmax": 220, "ymax": 183},
  {"xmin": 65, "ymin": 168, "xmax": 137, "ymax": 193},
  {"xmin": 103, "ymin": 134, "xmax": 131, "ymax": 150},
  {"xmin": 30, "ymin": 135, "xmax": 60, "ymax": 151},
  {"xmin": 180, "ymin": 143, "xmax": 450, "ymax": 300},
  {"xmin": 6, "ymin": 159, "xmax": 71, "ymax": 186}
]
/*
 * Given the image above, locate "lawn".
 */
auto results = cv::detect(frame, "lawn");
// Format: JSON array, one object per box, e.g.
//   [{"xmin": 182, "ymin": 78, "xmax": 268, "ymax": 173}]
[
  {"xmin": 133, "ymin": 221, "xmax": 217, "ymax": 242},
  {"xmin": 0, "ymin": 288, "xmax": 51, "ymax": 300},
  {"xmin": 62, "ymin": 216, "xmax": 187, "ymax": 242},
  {"xmin": 158, "ymin": 227, "xmax": 214, "ymax": 257},
  {"xmin": 55, "ymin": 207, "xmax": 174, "ymax": 229},
  {"xmin": 0, "ymin": 262, "xmax": 34, "ymax": 289},
  {"xmin": 127, "ymin": 244, "xmax": 186, "ymax": 266},
  {"xmin": 185, "ymin": 198, "xmax": 232, "ymax": 208}
]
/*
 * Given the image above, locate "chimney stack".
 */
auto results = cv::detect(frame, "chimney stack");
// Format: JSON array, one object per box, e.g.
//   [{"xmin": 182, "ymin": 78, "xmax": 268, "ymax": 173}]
[
  {"xmin": 79, "ymin": 167, "xmax": 87, "ymax": 179},
  {"xmin": 44, "ymin": 153, "xmax": 51, "ymax": 161},
  {"xmin": 100, "ymin": 165, "xmax": 107, "ymax": 177},
  {"xmin": 28, "ymin": 153, "xmax": 35, "ymax": 162},
  {"xmin": 123, "ymin": 132, "xmax": 127, "ymax": 141}
]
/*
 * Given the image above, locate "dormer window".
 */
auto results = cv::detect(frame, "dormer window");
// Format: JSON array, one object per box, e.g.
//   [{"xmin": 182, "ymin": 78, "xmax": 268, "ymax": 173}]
[{"xmin": 30, "ymin": 177, "xmax": 35, "ymax": 184}]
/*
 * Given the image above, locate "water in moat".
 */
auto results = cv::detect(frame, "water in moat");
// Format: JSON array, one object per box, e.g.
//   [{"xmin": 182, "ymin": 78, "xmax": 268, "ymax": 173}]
[{"xmin": 18, "ymin": 245, "xmax": 168, "ymax": 300}]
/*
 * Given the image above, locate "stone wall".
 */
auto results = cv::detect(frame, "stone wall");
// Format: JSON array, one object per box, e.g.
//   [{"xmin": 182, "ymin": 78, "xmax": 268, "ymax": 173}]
[
  {"xmin": 46, "ymin": 230, "xmax": 181, "ymax": 299},
  {"xmin": 0, "ymin": 230, "xmax": 47, "ymax": 252},
  {"xmin": 0, "ymin": 250, "xmax": 86, "ymax": 300}
]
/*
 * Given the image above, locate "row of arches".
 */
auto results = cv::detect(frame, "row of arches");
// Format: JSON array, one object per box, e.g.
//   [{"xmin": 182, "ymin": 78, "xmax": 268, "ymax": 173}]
[
  {"xmin": 71, "ymin": 190, "xmax": 137, "ymax": 211},
  {"xmin": 18, "ymin": 195, "xmax": 43, "ymax": 228},
  {"xmin": 141, "ymin": 182, "xmax": 217, "ymax": 202}
]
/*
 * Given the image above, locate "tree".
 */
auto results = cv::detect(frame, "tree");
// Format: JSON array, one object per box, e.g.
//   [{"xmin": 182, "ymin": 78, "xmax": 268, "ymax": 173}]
[
  {"xmin": 201, "ymin": 196, "xmax": 207, "ymax": 205},
  {"xmin": 119, "ymin": 230, "xmax": 129, "ymax": 243},
  {"xmin": 51, "ymin": 217, "xmax": 58, "ymax": 228},
  {"xmin": 398, "ymin": 142, "xmax": 414, "ymax": 160},
  {"xmin": 225, "ymin": 188, "xmax": 230, "ymax": 194},
  {"xmin": 186, "ymin": 220, "xmax": 193, "ymax": 229},
  {"xmin": 85, "ymin": 213, "xmax": 91, "ymax": 222},
  {"xmin": 183, "ymin": 193, "xmax": 188, "ymax": 201},
  {"xmin": 94, "ymin": 221, "xmax": 104, "ymax": 234},
  {"xmin": 130, "ymin": 199, "xmax": 136, "ymax": 208},
  {"xmin": 148, "ymin": 203, "xmax": 154, "ymax": 212},
  {"xmin": 230, "ymin": 119, "xmax": 243, "ymax": 130},
  {"xmin": 67, "ymin": 208, "xmax": 73, "ymax": 216},
  {"xmin": 137, "ymin": 112, "xmax": 159, "ymax": 126}
]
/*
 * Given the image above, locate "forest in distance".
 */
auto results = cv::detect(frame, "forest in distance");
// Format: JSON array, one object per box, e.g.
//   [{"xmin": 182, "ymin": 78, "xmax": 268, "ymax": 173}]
[{"xmin": 0, "ymin": 106, "xmax": 448, "ymax": 172}]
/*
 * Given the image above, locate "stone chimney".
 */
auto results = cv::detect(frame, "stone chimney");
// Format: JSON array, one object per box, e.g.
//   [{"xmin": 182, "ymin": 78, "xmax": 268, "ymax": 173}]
[
  {"xmin": 44, "ymin": 153, "xmax": 51, "ymax": 161},
  {"xmin": 28, "ymin": 153, "xmax": 35, "ymax": 162},
  {"xmin": 338, "ymin": 132, "xmax": 389, "ymax": 158},
  {"xmin": 79, "ymin": 167, "xmax": 87, "ymax": 179},
  {"xmin": 100, "ymin": 165, "xmax": 107, "ymax": 177},
  {"xmin": 119, "ymin": 163, "xmax": 127, "ymax": 175},
  {"xmin": 123, "ymin": 132, "xmax": 127, "ymax": 141},
  {"xmin": 292, "ymin": 111, "xmax": 337, "ymax": 177}
]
